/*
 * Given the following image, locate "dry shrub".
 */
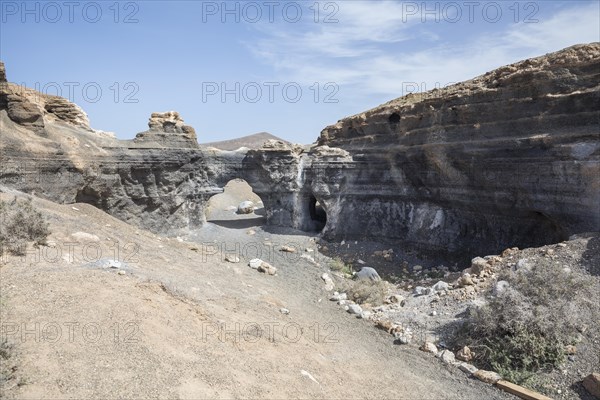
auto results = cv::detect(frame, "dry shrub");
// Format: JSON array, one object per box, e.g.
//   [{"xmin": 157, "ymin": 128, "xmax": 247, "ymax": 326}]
[
  {"xmin": 341, "ymin": 279, "xmax": 387, "ymax": 305},
  {"xmin": 0, "ymin": 197, "xmax": 50, "ymax": 255},
  {"xmin": 329, "ymin": 257, "xmax": 354, "ymax": 276},
  {"xmin": 457, "ymin": 259, "xmax": 600, "ymax": 383}
]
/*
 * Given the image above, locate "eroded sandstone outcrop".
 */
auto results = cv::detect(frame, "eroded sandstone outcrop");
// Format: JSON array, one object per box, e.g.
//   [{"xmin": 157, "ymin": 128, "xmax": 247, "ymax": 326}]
[
  {"xmin": 0, "ymin": 62, "xmax": 91, "ymax": 135},
  {"xmin": 134, "ymin": 111, "xmax": 199, "ymax": 148},
  {"xmin": 312, "ymin": 43, "xmax": 600, "ymax": 256}
]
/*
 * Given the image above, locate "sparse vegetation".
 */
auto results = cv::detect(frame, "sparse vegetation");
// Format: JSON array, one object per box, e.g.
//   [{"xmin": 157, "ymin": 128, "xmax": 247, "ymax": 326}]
[
  {"xmin": 0, "ymin": 197, "xmax": 50, "ymax": 256},
  {"xmin": 329, "ymin": 257, "xmax": 354, "ymax": 276},
  {"xmin": 456, "ymin": 259, "xmax": 600, "ymax": 384},
  {"xmin": 342, "ymin": 279, "xmax": 388, "ymax": 305}
]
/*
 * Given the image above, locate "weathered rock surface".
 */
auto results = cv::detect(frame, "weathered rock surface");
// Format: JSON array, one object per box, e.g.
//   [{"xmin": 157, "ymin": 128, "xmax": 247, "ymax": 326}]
[
  {"xmin": 0, "ymin": 64, "xmax": 91, "ymax": 135},
  {"xmin": 0, "ymin": 61, "xmax": 6, "ymax": 83},
  {"xmin": 134, "ymin": 111, "xmax": 198, "ymax": 148},
  {"xmin": 315, "ymin": 43, "xmax": 600, "ymax": 258}
]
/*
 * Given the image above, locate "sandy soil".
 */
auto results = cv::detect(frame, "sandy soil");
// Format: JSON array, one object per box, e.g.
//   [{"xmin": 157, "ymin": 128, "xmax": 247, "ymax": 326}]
[{"xmin": 0, "ymin": 186, "xmax": 511, "ymax": 399}]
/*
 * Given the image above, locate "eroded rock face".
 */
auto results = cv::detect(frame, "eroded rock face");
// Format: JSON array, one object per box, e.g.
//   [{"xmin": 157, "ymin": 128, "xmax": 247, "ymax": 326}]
[
  {"xmin": 0, "ymin": 61, "xmax": 6, "ymax": 83},
  {"xmin": 134, "ymin": 111, "xmax": 198, "ymax": 148},
  {"xmin": 0, "ymin": 63, "xmax": 91, "ymax": 135},
  {"xmin": 312, "ymin": 43, "xmax": 600, "ymax": 257},
  {"xmin": 1, "ymin": 44, "xmax": 598, "ymax": 262}
]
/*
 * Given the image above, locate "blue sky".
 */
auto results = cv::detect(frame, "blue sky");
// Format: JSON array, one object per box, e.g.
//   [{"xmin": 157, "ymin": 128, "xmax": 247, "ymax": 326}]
[{"xmin": 1, "ymin": 1, "xmax": 598, "ymax": 144}]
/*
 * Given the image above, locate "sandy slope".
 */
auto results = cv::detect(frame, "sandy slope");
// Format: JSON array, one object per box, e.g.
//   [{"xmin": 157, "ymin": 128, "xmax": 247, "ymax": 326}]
[{"xmin": 0, "ymin": 188, "xmax": 509, "ymax": 399}]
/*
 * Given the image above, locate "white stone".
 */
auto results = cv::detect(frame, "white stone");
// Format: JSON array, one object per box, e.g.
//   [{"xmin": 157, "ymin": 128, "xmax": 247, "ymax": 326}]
[
  {"xmin": 347, "ymin": 304, "xmax": 363, "ymax": 315},
  {"xmin": 432, "ymin": 281, "xmax": 449, "ymax": 292},
  {"xmin": 457, "ymin": 362, "xmax": 478, "ymax": 375},
  {"xmin": 438, "ymin": 349, "xmax": 456, "ymax": 364}
]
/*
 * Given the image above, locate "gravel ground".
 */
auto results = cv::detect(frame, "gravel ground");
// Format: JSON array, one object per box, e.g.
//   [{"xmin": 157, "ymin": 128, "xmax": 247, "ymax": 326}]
[{"xmin": 0, "ymin": 187, "xmax": 512, "ymax": 399}]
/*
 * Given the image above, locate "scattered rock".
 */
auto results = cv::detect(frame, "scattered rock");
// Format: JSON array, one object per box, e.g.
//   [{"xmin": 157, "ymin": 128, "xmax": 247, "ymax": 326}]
[
  {"xmin": 248, "ymin": 258, "xmax": 277, "ymax": 275},
  {"xmin": 354, "ymin": 267, "xmax": 381, "ymax": 281},
  {"xmin": 473, "ymin": 369, "xmax": 502, "ymax": 384},
  {"xmin": 516, "ymin": 258, "xmax": 533, "ymax": 271},
  {"xmin": 458, "ymin": 274, "xmax": 474, "ymax": 287},
  {"xmin": 248, "ymin": 258, "xmax": 263, "ymax": 269},
  {"xmin": 321, "ymin": 273, "xmax": 335, "ymax": 291},
  {"xmin": 457, "ymin": 362, "xmax": 478, "ymax": 375},
  {"xmin": 414, "ymin": 286, "xmax": 432, "ymax": 296},
  {"xmin": 237, "ymin": 201, "xmax": 254, "ymax": 214},
  {"xmin": 470, "ymin": 257, "xmax": 489, "ymax": 275},
  {"xmin": 280, "ymin": 245, "xmax": 297, "ymax": 253},
  {"xmin": 330, "ymin": 292, "xmax": 347, "ymax": 301},
  {"xmin": 258, "ymin": 261, "xmax": 277, "ymax": 275},
  {"xmin": 386, "ymin": 294, "xmax": 405, "ymax": 305},
  {"xmin": 412, "ymin": 265, "xmax": 423, "ymax": 272},
  {"xmin": 420, "ymin": 342, "xmax": 438, "ymax": 354},
  {"xmin": 438, "ymin": 349, "xmax": 456, "ymax": 364},
  {"xmin": 456, "ymin": 346, "xmax": 473, "ymax": 362},
  {"xmin": 394, "ymin": 332, "xmax": 411, "ymax": 344},
  {"xmin": 347, "ymin": 304, "xmax": 363, "ymax": 315},
  {"xmin": 493, "ymin": 280, "xmax": 510, "ymax": 296},
  {"xmin": 225, "ymin": 254, "xmax": 240, "ymax": 263},
  {"xmin": 432, "ymin": 281, "xmax": 449, "ymax": 292},
  {"xmin": 359, "ymin": 311, "xmax": 372, "ymax": 319}
]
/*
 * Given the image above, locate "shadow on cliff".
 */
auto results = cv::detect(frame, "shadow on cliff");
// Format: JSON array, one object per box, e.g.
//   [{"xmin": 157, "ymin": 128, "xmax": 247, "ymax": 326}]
[{"xmin": 581, "ymin": 234, "xmax": 600, "ymax": 276}]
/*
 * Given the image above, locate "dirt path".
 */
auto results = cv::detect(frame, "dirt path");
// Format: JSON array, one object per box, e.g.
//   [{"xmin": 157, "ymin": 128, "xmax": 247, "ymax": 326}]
[{"xmin": 0, "ymin": 189, "xmax": 511, "ymax": 399}]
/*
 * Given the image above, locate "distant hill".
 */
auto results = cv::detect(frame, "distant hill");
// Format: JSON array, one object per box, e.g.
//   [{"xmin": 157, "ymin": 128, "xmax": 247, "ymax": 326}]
[{"xmin": 200, "ymin": 132, "xmax": 289, "ymax": 150}]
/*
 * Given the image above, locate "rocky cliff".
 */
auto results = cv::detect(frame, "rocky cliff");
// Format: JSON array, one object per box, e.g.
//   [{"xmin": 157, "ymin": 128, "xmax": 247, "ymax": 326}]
[
  {"xmin": 1, "ymin": 44, "xmax": 598, "ymax": 261},
  {"xmin": 313, "ymin": 43, "xmax": 600, "ymax": 256}
]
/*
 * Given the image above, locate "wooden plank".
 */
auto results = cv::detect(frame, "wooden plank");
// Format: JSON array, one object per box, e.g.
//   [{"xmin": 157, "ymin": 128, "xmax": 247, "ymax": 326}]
[{"xmin": 496, "ymin": 380, "xmax": 554, "ymax": 400}]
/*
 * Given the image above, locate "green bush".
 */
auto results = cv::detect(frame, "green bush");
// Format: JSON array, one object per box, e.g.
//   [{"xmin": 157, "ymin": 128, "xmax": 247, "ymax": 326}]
[
  {"xmin": 329, "ymin": 257, "xmax": 354, "ymax": 276},
  {"xmin": 0, "ymin": 197, "xmax": 50, "ymax": 255},
  {"xmin": 457, "ymin": 259, "xmax": 599, "ymax": 384}
]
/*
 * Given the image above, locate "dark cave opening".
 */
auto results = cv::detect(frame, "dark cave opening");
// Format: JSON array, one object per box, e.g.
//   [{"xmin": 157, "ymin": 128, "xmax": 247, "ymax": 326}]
[
  {"xmin": 308, "ymin": 195, "xmax": 327, "ymax": 232},
  {"xmin": 388, "ymin": 112, "xmax": 401, "ymax": 124}
]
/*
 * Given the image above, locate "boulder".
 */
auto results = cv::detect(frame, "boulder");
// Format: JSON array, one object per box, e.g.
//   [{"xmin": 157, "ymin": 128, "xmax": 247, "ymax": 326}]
[
  {"xmin": 347, "ymin": 304, "xmax": 363, "ymax": 315},
  {"xmin": 237, "ymin": 201, "xmax": 255, "ymax": 214},
  {"xmin": 420, "ymin": 342, "xmax": 438, "ymax": 354},
  {"xmin": 473, "ymin": 370, "xmax": 502, "ymax": 384},
  {"xmin": 457, "ymin": 362, "xmax": 478, "ymax": 375},
  {"xmin": 354, "ymin": 267, "xmax": 381, "ymax": 281},
  {"xmin": 438, "ymin": 349, "xmax": 456, "ymax": 364},
  {"xmin": 432, "ymin": 281, "xmax": 449, "ymax": 292},
  {"xmin": 470, "ymin": 257, "xmax": 489, "ymax": 275},
  {"xmin": 456, "ymin": 346, "xmax": 473, "ymax": 362}
]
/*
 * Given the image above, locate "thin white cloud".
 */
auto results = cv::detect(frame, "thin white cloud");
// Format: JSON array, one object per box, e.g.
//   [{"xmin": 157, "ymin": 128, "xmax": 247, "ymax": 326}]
[{"xmin": 247, "ymin": 1, "xmax": 600, "ymax": 102}]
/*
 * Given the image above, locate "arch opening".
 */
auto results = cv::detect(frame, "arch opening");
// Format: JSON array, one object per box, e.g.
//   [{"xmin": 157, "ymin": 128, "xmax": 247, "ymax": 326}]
[
  {"xmin": 308, "ymin": 194, "xmax": 327, "ymax": 232},
  {"xmin": 205, "ymin": 179, "xmax": 266, "ymax": 229}
]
